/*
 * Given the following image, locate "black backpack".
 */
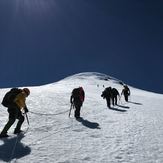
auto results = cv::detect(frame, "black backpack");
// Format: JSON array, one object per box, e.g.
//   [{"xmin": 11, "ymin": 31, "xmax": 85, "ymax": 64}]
[
  {"xmin": 72, "ymin": 88, "xmax": 80, "ymax": 98},
  {"xmin": 72, "ymin": 87, "xmax": 85, "ymax": 102},
  {"xmin": 1, "ymin": 88, "xmax": 22, "ymax": 107}
]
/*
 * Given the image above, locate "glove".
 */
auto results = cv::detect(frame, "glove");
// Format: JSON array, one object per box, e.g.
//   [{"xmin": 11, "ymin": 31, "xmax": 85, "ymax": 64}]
[{"xmin": 24, "ymin": 106, "xmax": 29, "ymax": 113}]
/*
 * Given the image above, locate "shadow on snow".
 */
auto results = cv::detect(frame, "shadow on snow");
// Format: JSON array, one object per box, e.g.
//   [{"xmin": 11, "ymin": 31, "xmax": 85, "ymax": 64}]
[
  {"xmin": 76, "ymin": 117, "xmax": 100, "ymax": 129},
  {"xmin": 128, "ymin": 101, "xmax": 143, "ymax": 105},
  {"xmin": 117, "ymin": 104, "xmax": 130, "ymax": 109},
  {"xmin": 109, "ymin": 107, "xmax": 127, "ymax": 112},
  {"xmin": 0, "ymin": 134, "xmax": 31, "ymax": 162}
]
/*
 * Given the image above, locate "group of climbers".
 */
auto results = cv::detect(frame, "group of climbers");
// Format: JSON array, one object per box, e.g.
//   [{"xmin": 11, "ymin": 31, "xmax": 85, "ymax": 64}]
[
  {"xmin": 0, "ymin": 84, "xmax": 130, "ymax": 138},
  {"xmin": 101, "ymin": 85, "xmax": 130, "ymax": 108},
  {"xmin": 70, "ymin": 84, "xmax": 130, "ymax": 118}
]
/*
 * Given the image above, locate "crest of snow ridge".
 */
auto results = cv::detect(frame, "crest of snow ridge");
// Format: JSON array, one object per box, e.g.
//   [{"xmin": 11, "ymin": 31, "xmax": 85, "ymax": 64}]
[{"xmin": 64, "ymin": 72, "xmax": 124, "ymax": 85}]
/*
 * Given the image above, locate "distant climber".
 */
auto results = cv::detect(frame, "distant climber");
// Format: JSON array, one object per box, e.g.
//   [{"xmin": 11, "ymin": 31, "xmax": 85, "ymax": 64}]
[
  {"xmin": 111, "ymin": 88, "xmax": 120, "ymax": 106},
  {"xmin": 101, "ymin": 87, "xmax": 112, "ymax": 108},
  {"xmin": 70, "ymin": 87, "xmax": 85, "ymax": 119},
  {"xmin": 121, "ymin": 85, "xmax": 130, "ymax": 102},
  {"xmin": 0, "ymin": 88, "xmax": 30, "ymax": 138}
]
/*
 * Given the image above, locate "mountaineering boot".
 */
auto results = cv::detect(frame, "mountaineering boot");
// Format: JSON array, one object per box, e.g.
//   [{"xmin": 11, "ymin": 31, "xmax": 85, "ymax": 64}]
[{"xmin": 0, "ymin": 132, "xmax": 9, "ymax": 138}]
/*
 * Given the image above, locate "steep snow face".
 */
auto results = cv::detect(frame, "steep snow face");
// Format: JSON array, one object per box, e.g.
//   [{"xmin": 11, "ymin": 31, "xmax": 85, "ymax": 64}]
[{"xmin": 0, "ymin": 72, "xmax": 163, "ymax": 163}]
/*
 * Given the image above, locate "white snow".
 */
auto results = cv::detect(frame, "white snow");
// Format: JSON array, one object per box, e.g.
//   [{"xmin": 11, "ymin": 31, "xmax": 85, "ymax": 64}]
[{"xmin": 0, "ymin": 72, "xmax": 163, "ymax": 163}]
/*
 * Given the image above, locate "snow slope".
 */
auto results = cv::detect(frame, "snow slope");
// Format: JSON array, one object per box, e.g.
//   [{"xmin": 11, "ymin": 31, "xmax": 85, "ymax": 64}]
[{"xmin": 0, "ymin": 72, "xmax": 163, "ymax": 163}]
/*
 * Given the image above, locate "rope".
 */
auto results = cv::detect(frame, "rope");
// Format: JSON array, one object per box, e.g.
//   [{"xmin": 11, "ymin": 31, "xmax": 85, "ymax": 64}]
[
  {"xmin": 8, "ymin": 135, "xmax": 19, "ymax": 163},
  {"xmin": 7, "ymin": 107, "xmax": 75, "ymax": 159},
  {"xmin": 29, "ymin": 110, "xmax": 69, "ymax": 116},
  {"xmin": 8, "ymin": 127, "xmax": 29, "ymax": 163}
]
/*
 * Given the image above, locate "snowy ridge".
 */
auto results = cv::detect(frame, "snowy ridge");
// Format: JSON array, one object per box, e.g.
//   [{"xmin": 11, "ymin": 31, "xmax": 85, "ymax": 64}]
[
  {"xmin": 0, "ymin": 72, "xmax": 163, "ymax": 163},
  {"xmin": 64, "ymin": 72, "xmax": 124, "ymax": 85}
]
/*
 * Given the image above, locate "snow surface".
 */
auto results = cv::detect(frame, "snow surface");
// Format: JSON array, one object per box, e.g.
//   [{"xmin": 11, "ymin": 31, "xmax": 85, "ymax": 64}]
[{"xmin": 0, "ymin": 72, "xmax": 163, "ymax": 163}]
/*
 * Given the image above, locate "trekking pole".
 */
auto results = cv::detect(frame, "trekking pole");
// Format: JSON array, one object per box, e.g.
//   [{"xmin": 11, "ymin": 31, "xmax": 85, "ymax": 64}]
[
  {"xmin": 69, "ymin": 103, "xmax": 73, "ymax": 117},
  {"xmin": 129, "ymin": 93, "xmax": 131, "ymax": 102},
  {"xmin": 118, "ymin": 95, "xmax": 121, "ymax": 105},
  {"xmin": 25, "ymin": 113, "xmax": 29, "ymax": 125}
]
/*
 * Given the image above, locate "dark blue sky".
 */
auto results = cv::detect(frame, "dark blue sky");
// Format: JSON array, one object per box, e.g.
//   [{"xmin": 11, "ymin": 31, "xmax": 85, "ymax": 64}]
[{"xmin": 0, "ymin": 0, "xmax": 163, "ymax": 93}]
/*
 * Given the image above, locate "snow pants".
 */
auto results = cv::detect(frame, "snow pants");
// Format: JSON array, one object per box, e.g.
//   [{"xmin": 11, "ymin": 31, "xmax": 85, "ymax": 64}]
[{"xmin": 1, "ymin": 106, "xmax": 24, "ymax": 134}]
